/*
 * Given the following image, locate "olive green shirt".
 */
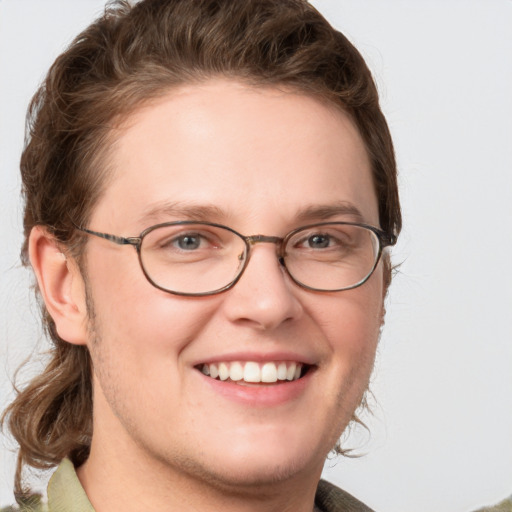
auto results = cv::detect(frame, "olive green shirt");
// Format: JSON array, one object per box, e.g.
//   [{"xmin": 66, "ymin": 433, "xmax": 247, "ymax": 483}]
[
  {"xmin": 2, "ymin": 458, "xmax": 374, "ymax": 512},
  {"xmin": 0, "ymin": 459, "xmax": 93, "ymax": 512}
]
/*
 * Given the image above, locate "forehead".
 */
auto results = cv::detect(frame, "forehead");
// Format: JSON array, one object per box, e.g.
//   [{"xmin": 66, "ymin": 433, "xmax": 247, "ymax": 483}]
[{"xmin": 92, "ymin": 79, "xmax": 378, "ymax": 231}]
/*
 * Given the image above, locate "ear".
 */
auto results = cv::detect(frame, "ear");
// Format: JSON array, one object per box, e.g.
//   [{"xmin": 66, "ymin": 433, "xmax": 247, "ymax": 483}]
[{"xmin": 29, "ymin": 225, "xmax": 89, "ymax": 345}]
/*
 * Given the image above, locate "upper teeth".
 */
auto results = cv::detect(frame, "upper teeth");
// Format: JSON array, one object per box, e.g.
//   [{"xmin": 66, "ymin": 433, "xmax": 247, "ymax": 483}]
[{"xmin": 201, "ymin": 361, "xmax": 303, "ymax": 383}]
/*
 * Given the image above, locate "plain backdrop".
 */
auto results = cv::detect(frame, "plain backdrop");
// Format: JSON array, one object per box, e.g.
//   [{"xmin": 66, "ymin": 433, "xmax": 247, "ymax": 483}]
[{"xmin": 1, "ymin": 1, "xmax": 511, "ymax": 511}]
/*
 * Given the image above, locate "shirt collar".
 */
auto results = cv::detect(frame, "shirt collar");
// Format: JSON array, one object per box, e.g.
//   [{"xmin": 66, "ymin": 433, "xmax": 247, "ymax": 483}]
[{"xmin": 47, "ymin": 459, "xmax": 95, "ymax": 512}]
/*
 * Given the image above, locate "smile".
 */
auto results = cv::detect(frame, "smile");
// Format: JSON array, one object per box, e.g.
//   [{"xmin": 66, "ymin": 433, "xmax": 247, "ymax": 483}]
[{"xmin": 199, "ymin": 361, "xmax": 307, "ymax": 384}]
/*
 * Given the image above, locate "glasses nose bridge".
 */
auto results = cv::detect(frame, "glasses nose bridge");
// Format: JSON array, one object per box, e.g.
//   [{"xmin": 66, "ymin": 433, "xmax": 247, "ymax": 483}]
[
  {"xmin": 246, "ymin": 234, "xmax": 283, "ymax": 245},
  {"xmin": 244, "ymin": 234, "xmax": 286, "ymax": 260}
]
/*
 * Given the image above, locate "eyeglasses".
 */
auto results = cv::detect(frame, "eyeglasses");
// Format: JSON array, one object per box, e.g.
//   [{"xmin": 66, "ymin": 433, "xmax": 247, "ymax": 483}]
[{"xmin": 75, "ymin": 221, "xmax": 396, "ymax": 296}]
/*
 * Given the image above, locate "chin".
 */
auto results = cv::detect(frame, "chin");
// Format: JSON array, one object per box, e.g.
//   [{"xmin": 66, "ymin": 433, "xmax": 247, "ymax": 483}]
[
  {"xmin": 175, "ymin": 429, "xmax": 328, "ymax": 492},
  {"xmin": 178, "ymin": 451, "xmax": 322, "ymax": 493}
]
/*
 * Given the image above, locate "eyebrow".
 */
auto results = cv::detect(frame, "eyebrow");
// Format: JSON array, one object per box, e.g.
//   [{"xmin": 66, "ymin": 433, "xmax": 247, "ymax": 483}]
[
  {"xmin": 294, "ymin": 202, "xmax": 366, "ymax": 223},
  {"xmin": 139, "ymin": 201, "xmax": 229, "ymax": 226},
  {"xmin": 138, "ymin": 200, "xmax": 366, "ymax": 228}
]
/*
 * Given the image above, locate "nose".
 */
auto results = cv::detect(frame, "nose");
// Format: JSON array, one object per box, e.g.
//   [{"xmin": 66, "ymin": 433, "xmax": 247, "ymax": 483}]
[{"xmin": 221, "ymin": 243, "xmax": 303, "ymax": 330}]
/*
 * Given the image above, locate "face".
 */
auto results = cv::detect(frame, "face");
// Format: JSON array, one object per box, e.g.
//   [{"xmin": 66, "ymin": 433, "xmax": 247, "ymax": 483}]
[{"xmin": 80, "ymin": 80, "xmax": 384, "ymax": 490}]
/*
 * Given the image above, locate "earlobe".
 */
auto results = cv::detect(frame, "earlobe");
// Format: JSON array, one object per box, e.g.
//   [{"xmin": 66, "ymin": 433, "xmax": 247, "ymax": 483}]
[{"xmin": 29, "ymin": 226, "xmax": 89, "ymax": 345}]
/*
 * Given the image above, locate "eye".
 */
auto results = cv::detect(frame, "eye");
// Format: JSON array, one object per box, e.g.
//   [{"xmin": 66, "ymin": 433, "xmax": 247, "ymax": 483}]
[
  {"xmin": 305, "ymin": 234, "xmax": 332, "ymax": 249},
  {"xmin": 174, "ymin": 234, "xmax": 204, "ymax": 251},
  {"xmin": 143, "ymin": 224, "xmax": 240, "ymax": 259},
  {"xmin": 288, "ymin": 225, "xmax": 357, "ymax": 257},
  {"xmin": 160, "ymin": 230, "xmax": 223, "ymax": 253},
  {"xmin": 145, "ymin": 228, "xmax": 220, "ymax": 253},
  {"xmin": 294, "ymin": 231, "xmax": 342, "ymax": 250}
]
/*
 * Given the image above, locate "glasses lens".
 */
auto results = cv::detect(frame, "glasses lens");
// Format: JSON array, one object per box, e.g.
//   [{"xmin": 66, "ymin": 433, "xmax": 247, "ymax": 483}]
[
  {"xmin": 140, "ymin": 223, "xmax": 247, "ymax": 295},
  {"xmin": 284, "ymin": 224, "xmax": 380, "ymax": 291}
]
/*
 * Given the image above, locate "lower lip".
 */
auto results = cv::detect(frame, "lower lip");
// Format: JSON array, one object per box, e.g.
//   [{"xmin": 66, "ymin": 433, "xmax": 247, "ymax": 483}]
[{"xmin": 198, "ymin": 369, "xmax": 313, "ymax": 407}]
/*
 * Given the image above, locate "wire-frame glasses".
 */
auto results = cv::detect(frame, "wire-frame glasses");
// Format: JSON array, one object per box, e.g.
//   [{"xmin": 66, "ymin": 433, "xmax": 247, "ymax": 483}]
[{"xmin": 75, "ymin": 221, "xmax": 397, "ymax": 296}]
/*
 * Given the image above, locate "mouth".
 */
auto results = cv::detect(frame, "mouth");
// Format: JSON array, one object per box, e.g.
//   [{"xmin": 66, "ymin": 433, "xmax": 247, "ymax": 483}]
[{"xmin": 196, "ymin": 361, "xmax": 311, "ymax": 384}]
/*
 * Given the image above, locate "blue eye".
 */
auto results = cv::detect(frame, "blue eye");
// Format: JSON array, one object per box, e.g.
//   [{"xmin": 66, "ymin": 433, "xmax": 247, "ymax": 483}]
[
  {"xmin": 307, "ymin": 234, "xmax": 331, "ymax": 249},
  {"xmin": 176, "ymin": 235, "xmax": 202, "ymax": 250}
]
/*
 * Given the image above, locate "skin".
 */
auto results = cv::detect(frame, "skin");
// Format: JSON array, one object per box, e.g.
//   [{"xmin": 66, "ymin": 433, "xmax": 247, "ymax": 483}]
[{"xmin": 31, "ymin": 79, "xmax": 385, "ymax": 512}]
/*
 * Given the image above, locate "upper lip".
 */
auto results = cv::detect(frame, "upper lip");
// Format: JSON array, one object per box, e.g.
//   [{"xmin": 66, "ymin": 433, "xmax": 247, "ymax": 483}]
[{"xmin": 192, "ymin": 351, "xmax": 317, "ymax": 367}]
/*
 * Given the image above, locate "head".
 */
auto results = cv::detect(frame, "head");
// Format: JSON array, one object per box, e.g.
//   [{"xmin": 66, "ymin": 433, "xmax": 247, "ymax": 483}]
[{"xmin": 5, "ymin": 0, "xmax": 401, "ymax": 498}]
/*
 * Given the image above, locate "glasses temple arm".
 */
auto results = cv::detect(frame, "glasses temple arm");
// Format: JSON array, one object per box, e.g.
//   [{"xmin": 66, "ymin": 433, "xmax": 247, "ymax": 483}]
[
  {"xmin": 75, "ymin": 225, "xmax": 140, "ymax": 246},
  {"xmin": 383, "ymin": 233, "xmax": 398, "ymax": 247}
]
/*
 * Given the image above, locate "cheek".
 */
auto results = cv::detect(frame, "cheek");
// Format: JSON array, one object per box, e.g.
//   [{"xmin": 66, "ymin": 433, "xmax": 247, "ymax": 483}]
[
  {"xmin": 315, "ymin": 271, "xmax": 384, "ymax": 372},
  {"xmin": 323, "ymin": 279, "xmax": 383, "ymax": 337},
  {"xmin": 85, "ymin": 249, "xmax": 220, "ymax": 370},
  {"xmin": 86, "ymin": 282, "xmax": 222, "ymax": 430}
]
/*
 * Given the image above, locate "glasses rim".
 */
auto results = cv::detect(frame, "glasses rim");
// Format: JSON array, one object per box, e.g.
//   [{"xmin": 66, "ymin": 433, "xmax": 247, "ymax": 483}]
[{"xmin": 74, "ymin": 220, "xmax": 397, "ymax": 296}]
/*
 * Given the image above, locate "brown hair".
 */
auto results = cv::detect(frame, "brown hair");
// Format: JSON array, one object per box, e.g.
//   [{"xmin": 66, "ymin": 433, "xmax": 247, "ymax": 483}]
[{"xmin": 2, "ymin": 0, "xmax": 401, "ymax": 498}]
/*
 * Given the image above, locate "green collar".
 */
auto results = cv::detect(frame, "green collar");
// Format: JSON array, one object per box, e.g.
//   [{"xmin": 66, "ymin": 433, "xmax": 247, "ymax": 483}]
[
  {"xmin": 2, "ymin": 459, "xmax": 372, "ymax": 512},
  {"xmin": 46, "ymin": 459, "xmax": 94, "ymax": 512}
]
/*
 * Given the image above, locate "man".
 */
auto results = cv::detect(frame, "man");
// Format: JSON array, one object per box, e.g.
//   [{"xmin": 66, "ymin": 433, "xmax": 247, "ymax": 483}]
[{"xmin": 1, "ymin": 1, "xmax": 402, "ymax": 510}]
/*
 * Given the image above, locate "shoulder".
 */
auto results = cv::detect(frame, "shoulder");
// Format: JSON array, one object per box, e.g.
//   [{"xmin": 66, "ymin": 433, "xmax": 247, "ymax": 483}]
[
  {"xmin": 315, "ymin": 479, "xmax": 375, "ymax": 512},
  {"xmin": 472, "ymin": 495, "xmax": 512, "ymax": 512},
  {"xmin": 0, "ymin": 508, "xmax": 47, "ymax": 512},
  {"xmin": 0, "ymin": 498, "xmax": 48, "ymax": 512}
]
